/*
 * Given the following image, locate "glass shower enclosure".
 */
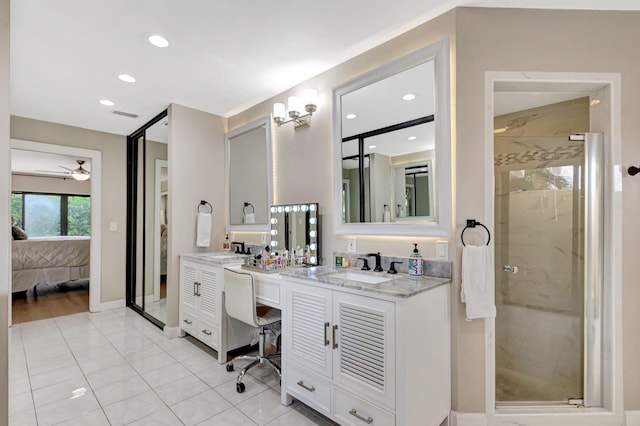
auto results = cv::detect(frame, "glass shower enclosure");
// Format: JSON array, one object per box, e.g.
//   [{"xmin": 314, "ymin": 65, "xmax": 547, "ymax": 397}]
[{"xmin": 494, "ymin": 134, "xmax": 603, "ymax": 406}]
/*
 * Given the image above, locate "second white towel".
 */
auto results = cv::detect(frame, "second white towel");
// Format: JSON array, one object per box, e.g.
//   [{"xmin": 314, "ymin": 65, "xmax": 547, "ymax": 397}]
[
  {"xmin": 461, "ymin": 244, "xmax": 496, "ymax": 320},
  {"xmin": 196, "ymin": 212, "xmax": 212, "ymax": 247}
]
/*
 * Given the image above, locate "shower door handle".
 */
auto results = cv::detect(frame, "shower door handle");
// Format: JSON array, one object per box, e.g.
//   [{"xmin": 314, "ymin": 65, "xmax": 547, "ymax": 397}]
[{"xmin": 503, "ymin": 265, "xmax": 518, "ymax": 274}]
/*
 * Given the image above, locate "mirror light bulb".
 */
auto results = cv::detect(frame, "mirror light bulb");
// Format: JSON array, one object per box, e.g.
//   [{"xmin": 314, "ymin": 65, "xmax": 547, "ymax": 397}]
[
  {"xmin": 310, "ymin": 243, "xmax": 317, "ymax": 251},
  {"xmin": 301, "ymin": 205, "xmax": 309, "ymax": 211},
  {"xmin": 271, "ymin": 241, "xmax": 278, "ymax": 247},
  {"xmin": 310, "ymin": 256, "xmax": 317, "ymax": 264},
  {"xmin": 310, "ymin": 204, "xmax": 317, "ymax": 211},
  {"xmin": 310, "ymin": 231, "xmax": 317, "ymax": 237},
  {"xmin": 271, "ymin": 230, "xmax": 277, "ymax": 235},
  {"xmin": 277, "ymin": 206, "xmax": 284, "ymax": 213},
  {"xmin": 309, "ymin": 218, "xmax": 317, "ymax": 225},
  {"xmin": 284, "ymin": 206, "xmax": 291, "ymax": 212},
  {"xmin": 270, "ymin": 218, "xmax": 278, "ymax": 224},
  {"xmin": 270, "ymin": 206, "xmax": 277, "ymax": 213},
  {"xmin": 292, "ymin": 205, "xmax": 299, "ymax": 212}
]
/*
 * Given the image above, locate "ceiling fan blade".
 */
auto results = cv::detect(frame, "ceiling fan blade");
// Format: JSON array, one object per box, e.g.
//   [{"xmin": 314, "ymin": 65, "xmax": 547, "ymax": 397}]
[
  {"xmin": 35, "ymin": 169, "xmax": 70, "ymax": 174},
  {"xmin": 59, "ymin": 166, "xmax": 73, "ymax": 172}
]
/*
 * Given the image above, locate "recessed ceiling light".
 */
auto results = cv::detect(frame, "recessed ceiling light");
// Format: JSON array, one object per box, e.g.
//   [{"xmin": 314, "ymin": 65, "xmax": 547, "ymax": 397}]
[
  {"xmin": 402, "ymin": 93, "xmax": 416, "ymax": 101},
  {"xmin": 118, "ymin": 74, "xmax": 136, "ymax": 83},
  {"xmin": 345, "ymin": 113, "xmax": 357, "ymax": 119},
  {"xmin": 148, "ymin": 34, "xmax": 169, "ymax": 48},
  {"xmin": 407, "ymin": 136, "xmax": 417, "ymax": 141},
  {"xmin": 368, "ymin": 145, "xmax": 376, "ymax": 149},
  {"xmin": 99, "ymin": 99, "xmax": 115, "ymax": 106}
]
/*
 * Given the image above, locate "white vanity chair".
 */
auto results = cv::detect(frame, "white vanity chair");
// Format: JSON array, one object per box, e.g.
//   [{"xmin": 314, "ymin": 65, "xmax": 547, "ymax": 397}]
[{"xmin": 223, "ymin": 268, "xmax": 282, "ymax": 393}]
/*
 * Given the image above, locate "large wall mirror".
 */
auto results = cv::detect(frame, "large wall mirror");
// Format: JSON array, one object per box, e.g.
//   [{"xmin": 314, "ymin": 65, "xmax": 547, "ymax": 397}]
[
  {"xmin": 269, "ymin": 203, "xmax": 320, "ymax": 265},
  {"xmin": 226, "ymin": 116, "xmax": 273, "ymax": 232},
  {"xmin": 333, "ymin": 39, "xmax": 452, "ymax": 237}
]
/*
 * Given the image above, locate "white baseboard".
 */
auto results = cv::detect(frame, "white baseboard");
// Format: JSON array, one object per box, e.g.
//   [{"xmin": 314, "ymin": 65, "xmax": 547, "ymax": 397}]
[
  {"xmin": 626, "ymin": 411, "xmax": 640, "ymax": 426},
  {"xmin": 450, "ymin": 412, "xmax": 486, "ymax": 426},
  {"xmin": 163, "ymin": 326, "xmax": 182, "ymax": 339},
  {"xmin": 91, "ymin": 299, "xmax": 126, "ymax": 312}
]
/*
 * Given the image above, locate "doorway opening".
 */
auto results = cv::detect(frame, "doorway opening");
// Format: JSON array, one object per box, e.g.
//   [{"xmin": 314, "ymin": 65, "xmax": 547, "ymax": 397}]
[
  {"xmin": 9, "ymin": 140, "xmax": 102, "ymax": 324},
  {"xmin": 485, "ymin": 72, "xmax": 622, "ymax": 422}
]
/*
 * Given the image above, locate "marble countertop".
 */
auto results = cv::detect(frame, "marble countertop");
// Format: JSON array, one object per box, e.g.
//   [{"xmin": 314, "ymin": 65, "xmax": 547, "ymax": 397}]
[
  {"xmin": 180, "ymin": 252, "xmax": 247, "ymax": 266},
  {"xmin": 280, "ymin": 265, "xmax": 450, "ymax": 298}
]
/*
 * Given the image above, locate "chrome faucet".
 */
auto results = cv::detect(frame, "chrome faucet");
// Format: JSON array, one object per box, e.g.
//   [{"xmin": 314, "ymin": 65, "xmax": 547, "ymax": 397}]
[{"xmin": 366, "ymin": 252, "xmax": 383, "ymax": 272}]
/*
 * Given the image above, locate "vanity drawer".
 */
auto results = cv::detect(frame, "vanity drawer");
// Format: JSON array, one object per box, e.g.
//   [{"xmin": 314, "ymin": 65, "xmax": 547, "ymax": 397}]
[
  {"xmin": 180, "ymin": 309, "xmax": 198, "ymax": 335},
  {"xmin": 333, "ymin": 386, "xmax": 395, "ymax": 426},
  {"xmin": 255, "ymin": 277, "xmax": 281, "ymax": 308},
  {"xmin": 286, "ymin": 361, "xmax": 331, "ymax": 414},
  {"xmin": 196, "ymin": 317, "xmax": 218, "ymax": 348}
]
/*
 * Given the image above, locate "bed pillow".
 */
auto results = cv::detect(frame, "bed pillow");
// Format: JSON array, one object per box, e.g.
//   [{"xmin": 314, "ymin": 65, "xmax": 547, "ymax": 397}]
[{"xmin": 12, "ymin": 225, "xmax": 28, "ymax": 240}]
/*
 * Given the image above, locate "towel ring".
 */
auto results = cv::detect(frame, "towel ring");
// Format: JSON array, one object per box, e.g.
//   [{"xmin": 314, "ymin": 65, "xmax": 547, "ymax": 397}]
[
  {"xmin": 198, "ymin": 200, "xmax": 213, "ymax": 214},
  {"xmin": 243, "ymin": 202, "xmax": 254, "ymax": 215},
  {"xmin": 461, "ymin": 219, "xmax": 490, "ymax": 246}
]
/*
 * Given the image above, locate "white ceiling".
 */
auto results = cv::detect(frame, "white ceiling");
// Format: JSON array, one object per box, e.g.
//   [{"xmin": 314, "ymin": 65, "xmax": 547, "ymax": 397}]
[{"xmin": 11, "ymin": 0, "xmax": 640, "ymax": 139}]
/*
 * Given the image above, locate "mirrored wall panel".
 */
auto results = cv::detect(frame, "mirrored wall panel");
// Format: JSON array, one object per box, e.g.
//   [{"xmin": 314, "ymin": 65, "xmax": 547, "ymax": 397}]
[
  {"xmin": 127, "ymin": 110, "xmax": 169, "ymax": 327},
  {"xmin": 269, "ymin": 203, "xmax": 319, "ymax": 265}
]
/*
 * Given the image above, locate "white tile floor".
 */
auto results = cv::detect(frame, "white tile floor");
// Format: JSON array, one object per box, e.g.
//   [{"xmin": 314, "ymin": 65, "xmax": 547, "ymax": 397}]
[{"xmin": 9, "ymin": 307, "xmax": 337, "ymax": 426}]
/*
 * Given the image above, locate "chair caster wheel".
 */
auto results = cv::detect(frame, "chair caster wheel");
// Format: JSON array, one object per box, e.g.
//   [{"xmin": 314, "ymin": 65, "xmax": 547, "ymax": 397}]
[
  {"xmin": 226, "ymin": 363, "xmax": 234, "ymax": 372},
  {"xmin": 236, "ymin": 382, "xmax": 245, "ymax": 393}
]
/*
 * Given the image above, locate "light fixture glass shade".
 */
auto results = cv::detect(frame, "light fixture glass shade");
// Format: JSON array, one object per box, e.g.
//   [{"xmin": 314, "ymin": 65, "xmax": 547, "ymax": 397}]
[
  {"xmin": 302, "ymin": 89, "xmax": 317, "ymax": 106},
  {"xmin": 273, "ymin": 103, "xmax": 286, "ymax": 120},
  {"xmin": 287, "ymin": 96, "xmax": 302, "ymax": 116},
  {"xmin": 72, "ymin": 170, "xmax": 90, "ymax": 181}
]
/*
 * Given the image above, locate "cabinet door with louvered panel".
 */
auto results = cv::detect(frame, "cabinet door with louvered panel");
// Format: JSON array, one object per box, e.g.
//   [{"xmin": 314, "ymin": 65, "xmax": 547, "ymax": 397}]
[
  {"xmin": 286, "ymin": 281, "xmax": 333, "ymax": 379},
  {"xmin": 332, "ymin": 292, "xmax": 396, "ymax": 410},
  {"xmin": 198, "ymin": 265, "xmax": 220, "ymax": 325},
  {"xmin": 180, "ymin": 261, "xmax": 199, "ymax": 313}
]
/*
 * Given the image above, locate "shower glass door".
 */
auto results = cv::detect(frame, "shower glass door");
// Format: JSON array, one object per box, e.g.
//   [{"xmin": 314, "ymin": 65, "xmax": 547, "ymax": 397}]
[{"xmin": 494, "ymin": 134, "xmax": 602, "ymax": 405}]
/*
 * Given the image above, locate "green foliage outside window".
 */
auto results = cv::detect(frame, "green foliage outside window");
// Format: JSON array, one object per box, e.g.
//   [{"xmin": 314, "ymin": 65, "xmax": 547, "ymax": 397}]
[
  {"xmin": 11, "ymin": 192, "xmax": 90, "ymax": 237},
  {"xmin": 68, "ymin": 196, "xmax": 91, "ymax": 236}
]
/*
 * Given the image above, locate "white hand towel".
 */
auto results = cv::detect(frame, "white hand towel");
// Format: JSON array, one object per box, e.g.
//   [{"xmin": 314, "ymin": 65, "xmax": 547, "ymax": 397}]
[
  {"xmin": 244, "ymin": 213, "xmax": 255, "ymax": 224},
  {"xmin": 461, "ymin": 244, "xmax": 496, "ymax": 320},
  {"xmin": 196, "ymin": 212, "xmax": 212, "ymax": 247}
]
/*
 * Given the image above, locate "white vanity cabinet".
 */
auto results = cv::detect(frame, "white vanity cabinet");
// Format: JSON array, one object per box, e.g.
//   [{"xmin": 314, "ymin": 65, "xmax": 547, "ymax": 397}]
[
  {"xmin": 179, "ymin": 259, "xmax": 224, "ymax": 354},
  {"xmin": 283, "ymin": 276, "xmax": 450, "ymax": 426}
]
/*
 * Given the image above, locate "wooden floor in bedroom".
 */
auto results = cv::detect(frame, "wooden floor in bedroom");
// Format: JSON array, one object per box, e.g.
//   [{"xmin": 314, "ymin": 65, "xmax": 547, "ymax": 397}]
[{"xmin": 12, "ymin": 279, "xmax": 89, "ymax": 324}]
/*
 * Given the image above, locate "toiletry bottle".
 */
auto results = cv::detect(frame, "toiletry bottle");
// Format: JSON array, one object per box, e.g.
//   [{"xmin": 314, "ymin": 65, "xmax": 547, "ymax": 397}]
[
  {"xmin": 408, "ymin": 243, "xmax": 423, "ymax": 276},
  {"xmin": 383, "ymin": 204, "xmax": 391, "ymax": 222},
  {"xmin": 223, "ymin": 233, "xmax": 231, "ymax": 251}
]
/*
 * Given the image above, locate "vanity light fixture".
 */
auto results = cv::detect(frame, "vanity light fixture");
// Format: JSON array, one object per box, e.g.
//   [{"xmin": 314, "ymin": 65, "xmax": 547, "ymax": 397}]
[{"xmin": 273, "ymin": 89, "xmax": 317, "ymax": 130}]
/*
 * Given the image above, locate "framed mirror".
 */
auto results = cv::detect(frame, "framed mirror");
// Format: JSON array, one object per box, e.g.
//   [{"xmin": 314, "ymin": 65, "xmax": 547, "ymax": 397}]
[
  {"xmin": 269, "ymin": 203, "xmax": 320, "ymax": 266},
  {"xmin": 226, "ymin": 115, "xmax": 273, "ymax": 232},
  {"xmin": 333, "ymin": 39, "xmax": 452, "ymax": 237}
]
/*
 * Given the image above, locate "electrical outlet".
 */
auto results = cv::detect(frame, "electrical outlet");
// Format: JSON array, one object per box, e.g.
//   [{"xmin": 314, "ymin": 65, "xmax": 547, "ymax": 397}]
[
  {"xmin": 109, "ymin": 221, "xmax": 117, "ymax": 232},
  {"xmin": 261, "ymin": 234, "xmax": 267, "ymax": 244},
  {"xmin": 230, "ymin": 232, "xmax": 235, "ymax": 240},
  {"xmin": 347, "ymin": 237, "xmax": 356, "ymax": 253}
]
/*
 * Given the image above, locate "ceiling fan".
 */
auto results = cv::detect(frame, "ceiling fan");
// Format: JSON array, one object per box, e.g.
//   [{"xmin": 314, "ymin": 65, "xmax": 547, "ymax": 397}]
[{"xmin": 59, "ymin": 160, "xmax": 91, "ymax": 181}]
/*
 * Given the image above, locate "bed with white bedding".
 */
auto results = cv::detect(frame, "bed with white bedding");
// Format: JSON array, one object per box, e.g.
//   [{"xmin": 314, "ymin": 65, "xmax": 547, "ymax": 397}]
[{"xmin": 12, "ymin": 236, "xmax": 90, "ymax": 294}]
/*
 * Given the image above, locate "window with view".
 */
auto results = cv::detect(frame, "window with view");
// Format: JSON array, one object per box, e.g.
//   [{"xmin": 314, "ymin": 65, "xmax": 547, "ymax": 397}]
[{"xmin": 11, "ymin": 192, "xmax": 91, "ymax": 237}]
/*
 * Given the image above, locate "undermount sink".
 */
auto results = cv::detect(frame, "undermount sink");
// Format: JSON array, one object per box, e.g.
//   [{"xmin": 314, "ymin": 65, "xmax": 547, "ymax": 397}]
[
  {"xmin": 327, "ymin": 270, "xmax": 395, "ymax": 285},
  {"xmin": 198, "ymin": 253, "xmax": 240, "ymax": 260}
]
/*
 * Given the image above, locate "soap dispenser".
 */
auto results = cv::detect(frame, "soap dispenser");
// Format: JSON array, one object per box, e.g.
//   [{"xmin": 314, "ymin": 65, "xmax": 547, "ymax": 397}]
[
  {"xmin": 223, "ymin": 233, "xmax": 231, "ymax": 251},
  {"xmin": 408, "ymin": 243, "xmax": 423, "ymax": 276}
]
